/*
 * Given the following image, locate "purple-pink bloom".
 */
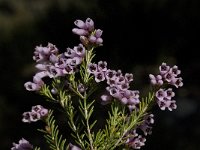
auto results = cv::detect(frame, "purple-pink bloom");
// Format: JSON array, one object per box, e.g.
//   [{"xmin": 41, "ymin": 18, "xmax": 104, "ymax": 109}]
[
  {"xmin": 55, "ymin": 57, "xmax": 67, "ymax": 69},
  {"xmin": 48, "ymin": 66, "xmax": 63, "ymax": 78},
  {"xmin": 63, "ymin": 65, "xmax": 74, "ymax": 74},
  {"xmin": 74, "ymin": 44, "xmax": 86, "ymax": 57},
  {"xmin": 89, "ymin": 62, "xmax": 139, "ymax": 107},
  {"xmin": 49, "ymin": 54, "xmax": 59, "ymax": 63},
  {"xmin": 122, "ymin": 90, "xmax": 140, "ymax": 105},
  {"xmin": 170, "ymin": 77, "xmax": 183, "ymax": 88},
  {"xmin": 39, "ymin": 108, "xmax": 49, "ymax": 117},
  {"xmin": 157, "ymin": 99, "xmax": 177, "ymax": 111},
  {"xmin": 170, "ymin": 65, "xmax": 181, "ymax": 76},
  {"xmin": 24, "ymin": 82, "xmax": 41, "ymax": 91},
  {"xmin": 31, "ymin": 105, "xmax": 48, "ymax": 116},
  {"xmin": 22, "ymin": 105, "xmax": 49, "ymax": 123},
  {"xmin": 51, "ymin": 88, "xmax": 58, "ymax": 94},
  {"xmin": 125, "ymin": 73, "xmax": 134, "ymax": 82},
  {"xmin": 97, "ymin": 61, "xmax": 107, "ymax": 72},
  {"xmin": 85, "ymin": 18, "xmax": 94, "ymax": 31},
  {"xmin": 22, "ymin": 112, "xmax": 32, "ymax": 123},
  {"xmin": 24, "ymin": 71, "xmax": 46, "ymax": 91},
  {"xmin": 29, "ymin": 111, "xmax": 40, "ymax": 122},
  {"xmin": 95, "ymin": 29, "xmax": 103, "ymax": 38},
  {"xmin": 121, "ymin": 97, "xmax": 128, "ymax": 104},
  {"xmin": 101, "ymin": 94, "xmax": 112, "ymax": 105},
  {"xmin": 88, "ymin": 63, "xmax": 98, "ymax": 74},
  {"xmin": 151, "ymin": 62, "xmax": 183, "ymax": 88},
  {"xmin": 138, "ymin": 114, "xmax": 154, "ymax": 136},
  {"xmin": 149, "ymin": 74, "xmax": 163, "ymax": 86},
  {"xmin": 115, "ymin": 70, "xmax": 122, "ymax": 77},
  {"xmin": 128, "ymin": 104, "xmax": 136, "ymax": 111},
  {"xmin": 69, "ymin": 143, "xmax": 82, "ymax": 150},
  {"xmin": 155, "ymin": 89, "xmax": 167, "ymax": 101},
  {"xmin": 32, "ymin": 105, "xmax": 48, "ymax": 117},
  {"xmin": 33, "ymin": 71, "xmax": 47, "ymax": 84},
  {"xmin": 33, "ymin": 43, "xmax": 58, "ymax": 62},
  {"xmin": 116, "ymin": 75, "xmax": 125, "ymax": 83},
  {"xmin": 31, "ymin": 105, "xmax": 43, "ymax": 113},
  {"xmin": 159, "ymin": 62, "xmax": 170, "ymax": 75},
  {"xmin": 94, "ymin": 71, "xmax": 105, "ymax": 82},
  {"xmin": 105, "ymin": 69, "xmax": 116, "ymax": 80},
  {"xmin": 35, "ymin": 64, "xmax": 47, "ymax": 71},
  {"xmin": 88, "ymin": 35, "xmax": 97, "ymax": 43},
  {"xmin": 108, "ymin": 87, "xmax": 121, "ymax": 98},
  {"xmin": 145, "ymin": 114, "xmax": 154, "ymax": 124},
  {"xmin": 139, "ymin": 124, "xmax": 152, "ymax": 136},
  {"xmin": 78, "ymin": 83, "xmax": 87, "ymax": 93},
  {"xmin": 106, "ymin": 79, "xmax": 116, "ymax": 86},
  {"xmin": 156, "ymin": 88, "xmax": 177, "ymax": 111},
  {"xmin": 95, "ymin": 38, "xmax": 103, "ymax": 45},
  {"xmin": 73, "ymin": 18, "xmax": 103, "ymax": 47},
  {"xmin": 64, "ymin": 48, "xmax": 76, "ymax": 58},
  {"xmin": 165, "ymin": 88, "xmax": 175, "ymax": 99},
  {"xmin": 11, "ymin": 138, "xmax": 33, "ymax": 150},
  {"xmin": 117, "ymin": 83, "xmax": 130, "ymax": 90},
  {"xmin": 72, "ymin": 28, "xmax": 89, "ymax": 36},
  {"xmin": 126, "ymin": 134, "xmax": 146, "ymax": 149},
  {"xmin": 164, "ymin": 72, "xmax": 176, "ymax": 83},
  {"xmin": 74, "ymin": 19, "xmax": 86, "ymax": 29}
]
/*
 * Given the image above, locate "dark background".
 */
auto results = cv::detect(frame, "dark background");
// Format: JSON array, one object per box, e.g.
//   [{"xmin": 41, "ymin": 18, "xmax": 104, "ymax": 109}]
[{"xmin": 0, "ymin": 0, "xmax": 200, "ymax": 149}]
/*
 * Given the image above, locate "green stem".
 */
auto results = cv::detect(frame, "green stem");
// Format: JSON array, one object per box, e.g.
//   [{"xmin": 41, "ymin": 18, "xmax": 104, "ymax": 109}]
[
  {"xmin": 42, "ymin": 111, "xmax": 65, "ymax": 150},
  {"xmin": 68, "ymin": 107, "xmax": 85, "ymax": 149},
  {"xmin": 83, "ymin": 48, "xmax": 94, "ymax": 84},
  {"xmin": 69, "ymin": 85, "xmax": 85, "ymax": 99},
  {"xmin": 83, "ymin": 97, "xmax": 95, "ymax": 150},
  {"xmin": 58, "ymin": 90, "xmax": 85, "ymax": 149}
]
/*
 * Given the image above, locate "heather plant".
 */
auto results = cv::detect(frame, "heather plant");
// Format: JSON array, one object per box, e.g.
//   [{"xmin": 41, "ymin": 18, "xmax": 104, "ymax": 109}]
[{"xmin": 11, "ymin": 18, "xmax": 183, "ymax": 150}]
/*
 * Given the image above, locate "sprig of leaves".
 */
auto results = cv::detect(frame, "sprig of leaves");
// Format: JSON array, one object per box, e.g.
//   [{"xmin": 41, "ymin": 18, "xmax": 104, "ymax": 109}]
[
  {"xmin": 113, "ymin": 92, "xmax": 155, "ymax": 149},
  {"xmin": 60, "ymin": 92, "xmax": 86, "ymax": 149},
  {"xmin": 38, "ymin": 110, "xmax": 67, "ymax": 150},
  {"xmin": 39, "ymin": 84, "xmax": 58, "ymax": 103},
  {"xmin": 100, "ymin": 102, "xmax": 127, "ymax": 150},
  {"xmin": 79, "ymin": 98, "xmax": 96, "ymax": 150}
]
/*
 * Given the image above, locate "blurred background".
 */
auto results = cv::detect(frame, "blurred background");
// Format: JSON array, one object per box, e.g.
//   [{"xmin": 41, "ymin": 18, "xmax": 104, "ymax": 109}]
[{"xmin": 0, "ymin": 0, "xmax": 200, "ymax": 149}]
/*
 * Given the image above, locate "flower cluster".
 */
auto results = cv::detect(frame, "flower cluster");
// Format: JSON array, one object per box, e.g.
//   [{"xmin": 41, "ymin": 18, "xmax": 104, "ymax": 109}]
[
  {"xmin": 149, "ymin": 62, "xmax": 183, "ymax": 111},
  {"xmin": 126, "ymin": 130, "xmax": 146, "ymax": 149},
  {"xmin": 88, "ymin": 61, "xmax": 139, "ymax": 109},
  {"xmin": 24, "ymin": 18, "xmax": 102, "ymax": 92},
  {"xmin": 72, "ymin": 18, "xmax": 103, "ymax": 47},
  {"xmin": 138, "ymin": 114, "xmax": 154, "ymax": 136},
  {"xmin": 155, "ymin": 88, "xmax": 177, "ymax": 111},
  {"xmin": 11, "ymin": 138, "xmax": 33, "ymax": 150},
  {"xmin": 22, "ymin": 105, "xmax": 48, "ymax": 123},
  {"xmin": 12, "ymin": 18, "xmax": 184, "ymax": 150},
  {"xmin": 126, "ymin": 114, "xmax": 154, "ymax": 149},
  {"xmin": 24, "ymin": 42, "xmax": 86, "ymax": 91},
  {"xmin": 149, "ymin": 62, "xmax": 183, "ymax": 88}
]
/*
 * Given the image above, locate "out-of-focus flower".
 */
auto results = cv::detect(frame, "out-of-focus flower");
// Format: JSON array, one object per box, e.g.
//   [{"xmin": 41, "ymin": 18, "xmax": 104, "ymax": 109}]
[
  {"xmin": 22, "ymin": 105, "xmax": 48, "ymax": 123},
  {"xmin": 69, "ymin": 143, "xmax": 82, "ymax": 150},
  {"xmin": 11, "ymin": 138, "xmax": 33, "ymax": 150}
]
